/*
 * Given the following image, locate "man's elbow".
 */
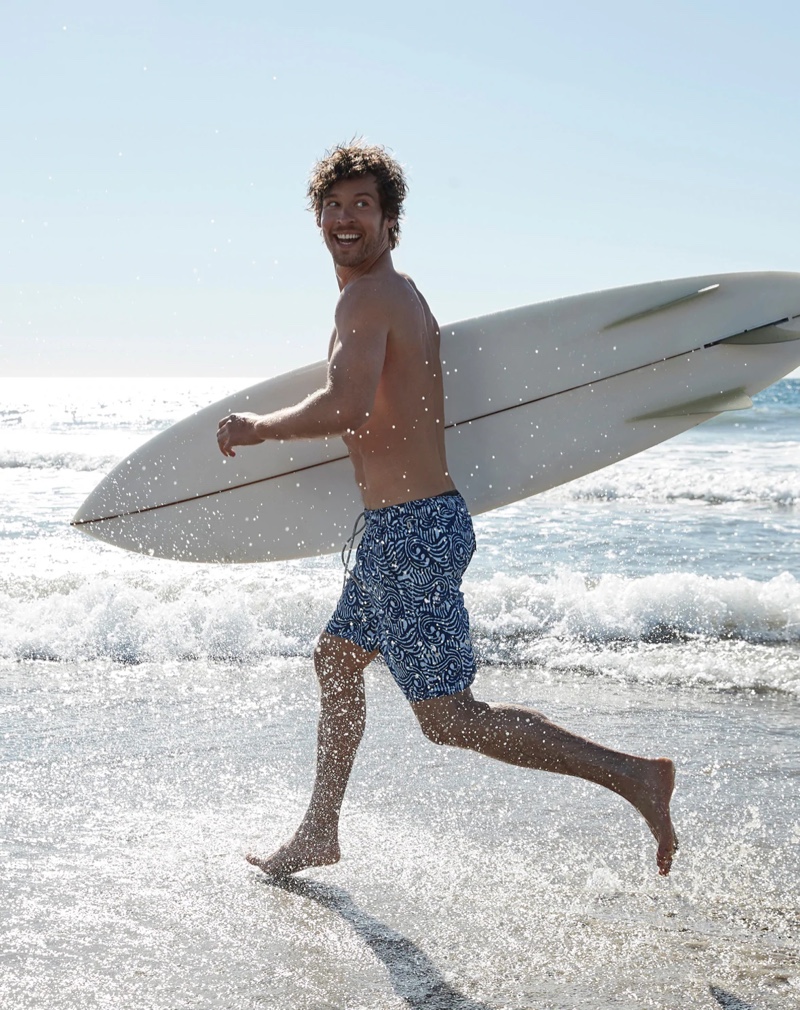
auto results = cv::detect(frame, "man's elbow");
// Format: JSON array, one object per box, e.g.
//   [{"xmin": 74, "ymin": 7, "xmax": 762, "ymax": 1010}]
[
  {"xmin": 321, "ymin": 376, "xmax": 376, "ymax": 433},
  {"xmin": 326, "ymin": 387, "xmax": 374, "ymax": 433},
  {"xmin": 339, "ymin": 404, "xmax": 371, "ymax": 433}
]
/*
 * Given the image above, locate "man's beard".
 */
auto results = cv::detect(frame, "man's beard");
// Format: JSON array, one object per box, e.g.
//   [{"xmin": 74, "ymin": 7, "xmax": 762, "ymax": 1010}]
[{"xmin": 328, "ymin": 222, "xmax": 388, "ymax": 267}]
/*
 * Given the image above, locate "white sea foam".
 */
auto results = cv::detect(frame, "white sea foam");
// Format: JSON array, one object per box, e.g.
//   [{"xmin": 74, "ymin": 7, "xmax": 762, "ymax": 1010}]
[
  {"xmin": 561, "ymin": 467, "xmax": 800, "ymax": 507},
  {"xmin": 467, "ymin": 569, "xmax": 800, "ymax": 648},
  {"xmin": 2, "ymin": 568, "xmax": 797, "ymax": 692},
  {"xmin": 0, "ymin": 449, "xmax": 118, "ymax": 472}
]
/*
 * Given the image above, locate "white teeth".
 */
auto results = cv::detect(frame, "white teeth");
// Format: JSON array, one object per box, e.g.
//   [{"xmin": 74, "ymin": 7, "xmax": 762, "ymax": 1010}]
[{"xmin": 336, "ymin": 233, "xmax": 359, "ymax": 241}]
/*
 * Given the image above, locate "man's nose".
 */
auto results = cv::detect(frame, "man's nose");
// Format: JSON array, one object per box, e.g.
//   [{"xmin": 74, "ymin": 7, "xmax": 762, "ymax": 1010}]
[{"xmin": 336, "ymin": 204, "xmax": 356, "ymax": 223}]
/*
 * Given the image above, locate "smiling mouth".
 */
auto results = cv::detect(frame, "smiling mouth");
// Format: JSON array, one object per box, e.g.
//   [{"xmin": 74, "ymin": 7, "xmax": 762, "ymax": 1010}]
[{"xmin": 334, "ymin": 233, "xmax": 361, "ymax": 245}]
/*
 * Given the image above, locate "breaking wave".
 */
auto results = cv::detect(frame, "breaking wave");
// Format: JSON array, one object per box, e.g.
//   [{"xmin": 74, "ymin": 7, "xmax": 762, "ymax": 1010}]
[{"xmin": 2, "ymin": 567, "xmax": 798, "ymax": 694}]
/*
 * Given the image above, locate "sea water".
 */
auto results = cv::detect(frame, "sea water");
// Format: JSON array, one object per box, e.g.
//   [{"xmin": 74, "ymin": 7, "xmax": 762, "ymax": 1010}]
[{"xmin": 1, "ymin": 377, "xmax": 798, "ymax": 1009}]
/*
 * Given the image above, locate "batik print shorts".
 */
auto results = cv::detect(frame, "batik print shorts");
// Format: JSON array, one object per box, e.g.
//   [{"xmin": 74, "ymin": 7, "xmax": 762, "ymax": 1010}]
[{"xmin": 325, "ymin": 490, "xmax": 477, "ymax": 702}]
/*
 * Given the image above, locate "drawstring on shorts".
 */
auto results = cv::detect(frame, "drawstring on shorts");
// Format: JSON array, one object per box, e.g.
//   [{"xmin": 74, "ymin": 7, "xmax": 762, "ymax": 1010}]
[{"xmin": 341, "ymin": 511, "xmax": 366, "ymax": 589}]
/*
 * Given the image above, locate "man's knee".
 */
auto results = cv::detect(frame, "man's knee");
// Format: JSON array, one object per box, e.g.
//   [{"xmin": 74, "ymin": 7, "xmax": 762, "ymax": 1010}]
[
  {"xmin": 314, "ymin": 633, "xmax": 374, "ymax": 688},
  {"xmin": 416, "ymin": 713, "xmax": 452, "ymax": 746},
  {"xmin": 413, "ymin": 691, "xmax": 487, "ymax": 747}
]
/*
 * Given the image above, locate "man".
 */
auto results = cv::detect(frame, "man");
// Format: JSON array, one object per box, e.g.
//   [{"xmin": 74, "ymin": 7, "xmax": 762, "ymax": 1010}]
[{"xmin": 217, "ymin": 142, "xmax": 678, "ymax": 876}]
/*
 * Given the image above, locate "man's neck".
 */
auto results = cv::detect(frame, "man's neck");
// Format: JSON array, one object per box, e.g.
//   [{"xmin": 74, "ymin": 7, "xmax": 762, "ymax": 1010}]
[{"xmin": 335, "ymin": 248, "xmax": 394, "ymax": 291}]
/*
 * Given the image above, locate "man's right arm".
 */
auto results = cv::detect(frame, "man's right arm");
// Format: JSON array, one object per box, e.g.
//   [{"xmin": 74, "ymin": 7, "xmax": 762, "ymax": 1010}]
[{"xmin": 217, "ymin": 283, "xmax": 389, "ymax": 456}]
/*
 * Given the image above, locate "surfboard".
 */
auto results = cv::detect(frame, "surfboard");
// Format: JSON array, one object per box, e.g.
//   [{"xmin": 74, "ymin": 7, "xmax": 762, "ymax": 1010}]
[{"xmin": 72, "ymin": 271, "xmax": 800, "ymax": 563}]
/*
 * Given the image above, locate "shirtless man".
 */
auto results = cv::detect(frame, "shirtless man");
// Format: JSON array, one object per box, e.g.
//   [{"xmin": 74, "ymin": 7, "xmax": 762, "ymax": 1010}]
[{"xmin": 217, "ymin": 142, "xmax": 678, "ymax": 876}]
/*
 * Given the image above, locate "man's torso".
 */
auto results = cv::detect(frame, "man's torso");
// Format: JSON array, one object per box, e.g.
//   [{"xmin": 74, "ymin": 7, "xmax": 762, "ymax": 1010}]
[{"xmin": 334, "ymin": 271, "xmax": 455, "ymax": 509}]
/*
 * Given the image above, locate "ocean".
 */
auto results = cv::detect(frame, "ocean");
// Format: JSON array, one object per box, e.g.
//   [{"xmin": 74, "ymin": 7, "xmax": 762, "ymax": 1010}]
[{"xmin": 1, "ymin": 376, "xmax": 798, "ymax": 1009}]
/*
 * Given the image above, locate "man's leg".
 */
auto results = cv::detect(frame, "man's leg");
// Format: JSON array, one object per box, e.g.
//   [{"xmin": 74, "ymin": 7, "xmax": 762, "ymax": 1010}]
[
  {"xmin": 412, "ymin": 689, "xmax": 677, "ymax": 875},
  {"xmin": 247, "ymin": 633, "xmax": 378, "ymax": 875}
]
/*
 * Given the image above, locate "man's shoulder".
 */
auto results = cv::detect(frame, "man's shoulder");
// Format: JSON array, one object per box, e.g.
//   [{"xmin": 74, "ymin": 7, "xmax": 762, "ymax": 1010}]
[
  {"xmin": 342, "ymin": 267, "xmax": 414, "ymax": 295},
  {"xmin": 337, "ymin": 270, "xmax": 418, "ymax": 315}
]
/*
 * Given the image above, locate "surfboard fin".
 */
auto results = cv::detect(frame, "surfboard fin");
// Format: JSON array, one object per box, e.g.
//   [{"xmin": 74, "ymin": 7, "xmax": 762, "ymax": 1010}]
[
  {"xmin": 716, "ymin": 316, "xmax": 800, "ymax": 344},
  {"xmin": 603, "ymin": 283, "xmax": 720, "ymax": 330},
  {"xmin": 628, "ymin": 387, "xmax": 752, "ymax": 422}
]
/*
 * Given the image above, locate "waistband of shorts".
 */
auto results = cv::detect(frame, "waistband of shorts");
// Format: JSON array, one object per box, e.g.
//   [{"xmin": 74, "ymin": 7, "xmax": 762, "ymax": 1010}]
[{"xmin": 363, "ymin": 489, "xmax": 464, "ymax": 522}]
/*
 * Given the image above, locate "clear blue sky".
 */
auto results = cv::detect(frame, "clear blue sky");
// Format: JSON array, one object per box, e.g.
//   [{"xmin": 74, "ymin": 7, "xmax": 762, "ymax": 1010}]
[{"xmin": 2, "ymin": 0, "xmax": 799, "ymax": 376}]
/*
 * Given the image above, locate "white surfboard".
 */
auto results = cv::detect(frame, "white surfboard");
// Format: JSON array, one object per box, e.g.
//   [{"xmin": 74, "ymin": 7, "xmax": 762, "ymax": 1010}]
[{"xmin": 72, "ymin": 271, "xmax": 800, "ymax": 563}]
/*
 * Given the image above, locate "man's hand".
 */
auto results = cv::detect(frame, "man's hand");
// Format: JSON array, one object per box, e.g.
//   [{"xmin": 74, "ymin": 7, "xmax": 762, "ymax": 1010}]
[{"xmin": 217, "ymin": 412, "xmax": 266, "ymax": 457}]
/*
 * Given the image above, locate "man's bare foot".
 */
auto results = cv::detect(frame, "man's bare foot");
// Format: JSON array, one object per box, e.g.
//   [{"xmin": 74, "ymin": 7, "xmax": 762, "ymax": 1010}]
[
  {"xmin": 246, "ymin": 828, "xmax": 340, "ymax": 877},
  {"xmin": 625, "ymin": 757, "xmax": 678, "ymax": 876}
]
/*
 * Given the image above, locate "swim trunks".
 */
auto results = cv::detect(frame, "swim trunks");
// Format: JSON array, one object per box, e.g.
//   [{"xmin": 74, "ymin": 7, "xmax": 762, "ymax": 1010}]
[{"xmin": 325, "ymin": 491, "xmax": 477, "ymax": 702}]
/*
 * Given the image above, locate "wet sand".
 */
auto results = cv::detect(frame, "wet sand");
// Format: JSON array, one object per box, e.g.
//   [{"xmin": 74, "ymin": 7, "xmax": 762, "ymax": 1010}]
[{"xmin": 2, "ymin": 656, "xmax": 798, "ymax": 1009}]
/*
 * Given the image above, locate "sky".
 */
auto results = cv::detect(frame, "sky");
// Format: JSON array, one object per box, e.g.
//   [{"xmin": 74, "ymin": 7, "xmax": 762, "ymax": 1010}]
[{"xmin": 2, "ymin": 0, "xmax": 800, "ymax": 377}]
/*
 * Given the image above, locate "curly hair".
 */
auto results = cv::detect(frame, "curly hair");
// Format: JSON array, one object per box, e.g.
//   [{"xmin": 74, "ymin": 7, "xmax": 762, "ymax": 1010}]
[{"xmin": 307, "ymin": 141, "xmax": 408, "ymax": 249}]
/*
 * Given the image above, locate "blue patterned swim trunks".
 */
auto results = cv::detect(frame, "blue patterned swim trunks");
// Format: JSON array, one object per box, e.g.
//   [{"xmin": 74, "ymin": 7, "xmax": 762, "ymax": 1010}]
[{"xmin": 325, "ymin": 491, "xmax": 477, "ymax": 702}]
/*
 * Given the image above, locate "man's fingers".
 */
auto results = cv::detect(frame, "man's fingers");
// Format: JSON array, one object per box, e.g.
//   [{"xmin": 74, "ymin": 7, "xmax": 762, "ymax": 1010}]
[{"xmin": 217, "ymin": 418, "xmax": 236, "ymax": 457}]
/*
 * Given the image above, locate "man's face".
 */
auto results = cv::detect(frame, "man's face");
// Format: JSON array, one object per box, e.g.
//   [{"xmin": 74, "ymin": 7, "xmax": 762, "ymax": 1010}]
[{"xmin": 319, "ymin": 174, "xmax": 395, "ymax": 268}]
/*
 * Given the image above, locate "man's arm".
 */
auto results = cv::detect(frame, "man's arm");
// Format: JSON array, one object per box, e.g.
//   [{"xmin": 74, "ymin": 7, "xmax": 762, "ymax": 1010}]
[{"xmin": 217, "ymin": 284, "xmax": 389, "ymax": 456}]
